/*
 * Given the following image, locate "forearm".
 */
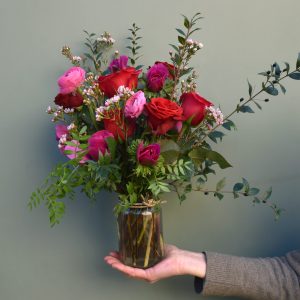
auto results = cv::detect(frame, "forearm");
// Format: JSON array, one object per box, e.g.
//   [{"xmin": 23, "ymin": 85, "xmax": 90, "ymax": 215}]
[{"xmin": 201, "ymin": 251, "xmax": 300, "ymax": 300}]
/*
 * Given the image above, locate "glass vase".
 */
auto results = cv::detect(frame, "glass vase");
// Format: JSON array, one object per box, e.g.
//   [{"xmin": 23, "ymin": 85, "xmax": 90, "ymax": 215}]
[{"xmin": 117, "ymin": 204, "xmax": 164, "ymax": 269}]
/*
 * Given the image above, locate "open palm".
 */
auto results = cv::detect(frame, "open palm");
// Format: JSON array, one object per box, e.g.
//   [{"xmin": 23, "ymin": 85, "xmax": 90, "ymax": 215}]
[{"xmin": 104, "ymin": 244, "xmax": 206, "ymax": 283}]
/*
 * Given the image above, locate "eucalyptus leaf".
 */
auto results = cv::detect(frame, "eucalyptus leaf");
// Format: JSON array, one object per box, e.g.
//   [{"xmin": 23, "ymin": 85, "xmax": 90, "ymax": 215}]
[
  {"xmin": 264, "ymin": 85, "xmax": 279, "ymax": 96},
  {"xmin": 288, "ymin": 72, "xmax": 300, "ymax": 80}
]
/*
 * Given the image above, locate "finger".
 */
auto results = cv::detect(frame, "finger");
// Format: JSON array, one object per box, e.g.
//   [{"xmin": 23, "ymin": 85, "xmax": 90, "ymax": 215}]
[
  {"xmin": 109, "ymin": 251, "xmax": 120, "ymax": 259},
  {"xmin": 104, "ymin": 256, "xmax": 120, "ymax": 265}
]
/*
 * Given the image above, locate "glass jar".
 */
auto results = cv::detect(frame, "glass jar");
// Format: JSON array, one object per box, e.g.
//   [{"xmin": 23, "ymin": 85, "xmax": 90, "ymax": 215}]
[{"xmin": 117, "ymin": 204, "xmax": 164, "ymax": 269}]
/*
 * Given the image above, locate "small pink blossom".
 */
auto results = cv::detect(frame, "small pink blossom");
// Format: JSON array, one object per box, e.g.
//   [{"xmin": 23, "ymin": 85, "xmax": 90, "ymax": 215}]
[
  {"xmin": 124, "ymin": 91, "xmax": 146, "ymax": 118},
  {"xmin": 57, "ymin": 67, "xmax": 86, "ymax": 94}
]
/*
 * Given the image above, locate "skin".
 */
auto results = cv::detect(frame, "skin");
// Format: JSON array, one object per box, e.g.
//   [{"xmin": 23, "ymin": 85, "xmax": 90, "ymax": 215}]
[{"xmin": 104, "ymin": 244, "xmax": 207, "ymax": 283}]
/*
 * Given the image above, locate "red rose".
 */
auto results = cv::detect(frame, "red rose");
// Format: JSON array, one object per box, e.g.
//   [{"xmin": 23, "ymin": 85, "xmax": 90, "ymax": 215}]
[
  {"xmin": 180, "ymin": 92, "xmax": 213, "ymax": 126},
  {"xmin": 98, "ymin": 67, "xmax": 141, "ymax": 98},
  {"xmin": 54, "ymin": 93, "xmax": 83, "ymax": 108},
  {"xmin": 103, "ymin": 109, "xmax": 135, "ymax": 141},
  {"xmin": 145, "ymin": 98, "xmax": 183, "ymax": 135}
]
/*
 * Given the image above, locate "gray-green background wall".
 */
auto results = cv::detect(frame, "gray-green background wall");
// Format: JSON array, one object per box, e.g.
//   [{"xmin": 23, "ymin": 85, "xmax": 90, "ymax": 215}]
[{"xmin": 1, "ymin": 1, "xmax": 299, "ymax": 299}]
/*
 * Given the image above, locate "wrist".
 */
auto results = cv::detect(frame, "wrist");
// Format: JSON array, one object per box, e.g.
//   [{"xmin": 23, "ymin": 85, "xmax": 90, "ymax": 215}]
[{"xmin": 180, "ymin": 250, "xmax": 207, "ymax": 278}]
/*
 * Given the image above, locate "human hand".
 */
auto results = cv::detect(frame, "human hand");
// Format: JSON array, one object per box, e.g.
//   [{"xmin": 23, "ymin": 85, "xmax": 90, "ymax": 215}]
[{"xmin": 104, "ymin": 244, "xmax": 206, "ymax": 283}]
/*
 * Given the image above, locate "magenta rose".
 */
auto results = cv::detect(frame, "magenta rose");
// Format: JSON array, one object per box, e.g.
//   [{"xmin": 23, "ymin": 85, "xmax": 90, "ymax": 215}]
[
  {"xmin": 137, "ymin": 143, "xmax": 160, "ymax": 166},
  {"xmin": 147, "ymin": 63, "xmax": 170, "ymax": 92},
  {"xmin": 124, "ymin": 91, "xmax": 146, "ymax": 118},
  {"xmin": 87, "ymin": 130, "xmax": 114, "ymax": 161},
  {"xmin": 180, "ymin": 92, "xmax": 213, "ymax": 126},
  {"xmin": 57, "ymin": 67, "xmax": 86, "ymax": 94},
  {"xmin": 109, "ymin": 55, "xmax": 128, "ymax": 73},
  {"xmin": 54, "ymin": 93, "xmax": 84, "ymax": 108}
]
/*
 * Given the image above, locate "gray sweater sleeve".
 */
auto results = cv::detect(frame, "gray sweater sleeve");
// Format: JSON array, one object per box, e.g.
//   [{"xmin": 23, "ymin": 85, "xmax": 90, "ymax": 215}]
[{"xmin": 201, "ymin": 250, "xmax": 300, "ymax": 300}]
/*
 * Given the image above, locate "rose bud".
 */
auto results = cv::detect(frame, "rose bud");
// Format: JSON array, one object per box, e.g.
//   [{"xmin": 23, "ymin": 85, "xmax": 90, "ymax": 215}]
[
  {"xmin": 124, "ymin": 91, "xmax": 146, "ymax": 118},
  {"xmin": 145, "ymin": 97, "xmax": 183, "ymax": 135},
  {"xmin": 180, "ymin": 92, "xmax": 213, "ymax": 126},
  {"xmin": 57, "ymin": 67, "xmax": 86, "ymax": 94},
  {"xmin": 103, "ymin": 109, "xmax": 135, "ymax": 141},
  {"xmin": 109, "ymin": 55, "xmax": 128, "ymax": 73},
  {"xmin": 137, "ymin": 143, "xmax": 160, "ymax": 166},
  {"xmin": 98, "ymin": 67, "xmax": 141, "ymax": 98},
  {"xmin": 87, "ymin": 130, "xmax": 114, "ymax": 161},
  {"xmin": 54, "ymin": 93, "xmax": 84, "ymax": 109},
  {"xmin": 146, "ymin": 63, "xmax": 171, "ymax": 92}
]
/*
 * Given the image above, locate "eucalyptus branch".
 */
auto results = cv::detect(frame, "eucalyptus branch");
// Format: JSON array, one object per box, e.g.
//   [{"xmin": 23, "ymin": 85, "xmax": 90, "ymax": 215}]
[{"xmin": 193, "ymin": 63, "xmax": 300, "ymax": 148}]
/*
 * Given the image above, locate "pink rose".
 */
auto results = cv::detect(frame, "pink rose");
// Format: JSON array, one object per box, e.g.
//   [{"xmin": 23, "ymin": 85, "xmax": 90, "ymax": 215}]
[
  {"xmin": 137, "ymin": 143, "xmax": 160, "ymax": 166},
  {"xmin": 87, "ymin": 130, "xmax": 114, "ymax": 161},
  {"xmin": 55, "ymin": 124, "xmax": 68, "ymax": 141},
  {"xmin": 57, "ymin": 67, "xmax": 86, "ymax": 94},
  {"xmin": 147, "ymin": 63, "xmax": 170, "ymax": 92},
  {"xmin": 124, "ymin": 91, "xmax": 146, "ymax": 118}
]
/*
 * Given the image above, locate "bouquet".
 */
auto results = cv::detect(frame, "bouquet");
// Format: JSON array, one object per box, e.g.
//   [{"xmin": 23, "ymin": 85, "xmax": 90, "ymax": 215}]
[{"xmin": 30, "ymin": 13, "xmax": 300, "ymax": 268}]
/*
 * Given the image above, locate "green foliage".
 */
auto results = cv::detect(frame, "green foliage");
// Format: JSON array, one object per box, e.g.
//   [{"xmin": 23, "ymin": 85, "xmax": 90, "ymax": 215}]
[
  {"xmin": 189, "ymin": 147, "xmax": 232, "ymax": 169},
  {"xmin": 159, "ymin": 139, "xmax": 180, "ymax": 163},
  {"xmin": 127, "ymin": 23, "xmax": 142, "ymax": 66}
]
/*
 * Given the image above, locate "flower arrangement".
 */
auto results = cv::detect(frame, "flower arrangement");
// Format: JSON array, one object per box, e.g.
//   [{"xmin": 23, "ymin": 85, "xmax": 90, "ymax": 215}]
[{"xmin": 30, "ymin": 13, "xmax": 300, "ymax": 229}]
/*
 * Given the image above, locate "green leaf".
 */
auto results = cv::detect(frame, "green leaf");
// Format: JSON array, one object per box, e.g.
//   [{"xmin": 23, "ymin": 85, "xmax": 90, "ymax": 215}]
[
  {"xmin": 216, "ymin": 177, "xmax": 226, "ymax": 191},
  {"xmin": 239, "ymin": 105, "xmax": 255, "ymax": 113},
  {"xmin": 178, "ymin": 35, "xmax": 185, "ymax": 45},
  {"xmin": 159, "ymin": 139, "xmax": 180, "ymax": 163},
  {"xmin": 258, "ymin": 72, "xmax": 269, "ymax": 76},
  {"xmin": 284, "ymin": 62, "xmax": 290, "ymax": 74},
  {"xmin": 189, "ymin": 148, "xmax": 232, "ymax": 169},
  {"xmin": 264, "ymin": 85, "xmax": 279, "ymax": 96},
  {"xmin": 106, "ymin": 137, "xmax": 117, "ymax": 159},
  {"xmin": 279, "ymin": 83, "xmax": 286, "ymax": 94},
  {"xmin": 248, "ymin": 188, "xmax": 260, "ymax": 196},
  {"xmin": 169, "ymin": 44, "xmax": 179, "ymax": 52},
  {"xmin": 247, "ymin": 80, "xmax": 253, "ymax": 97},
  {"xmin": 288, "ymin": 72, "xmax": 300, "ymax": 80},
  {"xmin": 214, "ymin": 192, "xmax": 224, "ymax": 200},
  {"xmin": 176, "ymin": 28, "xmax": 185, "ymax": 36},
  {"xmin": 222, "ymin": 120, "xmax": 237, "ymax": 131},
  {"xmin": 296, "ymin": 52, "xmax": 300, "ymax": 69},
  {"xmin": 233, "ymin": 182, "xmax": 244, "ymax": 192},
  {"xmin": 79, "ymin": 126, "xmax": 87, "ymax": 135},
  {"xmin": 183, "ymin": 17, "xmax": 190, "ymax": 29},
  {"xmin": 84, "ymin": 53, "xmax": 94, "ymax": 61},
  {"xmin": 261, "ymin": 187, "xmax": 272, "ymax": 201},
  {"xmin": 208, "ymin": 131, "xmax": 225, "ymax": 143},
  {"xmin": 253, "ymin": 100, "xmax": 262, "ymax": 110}
]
